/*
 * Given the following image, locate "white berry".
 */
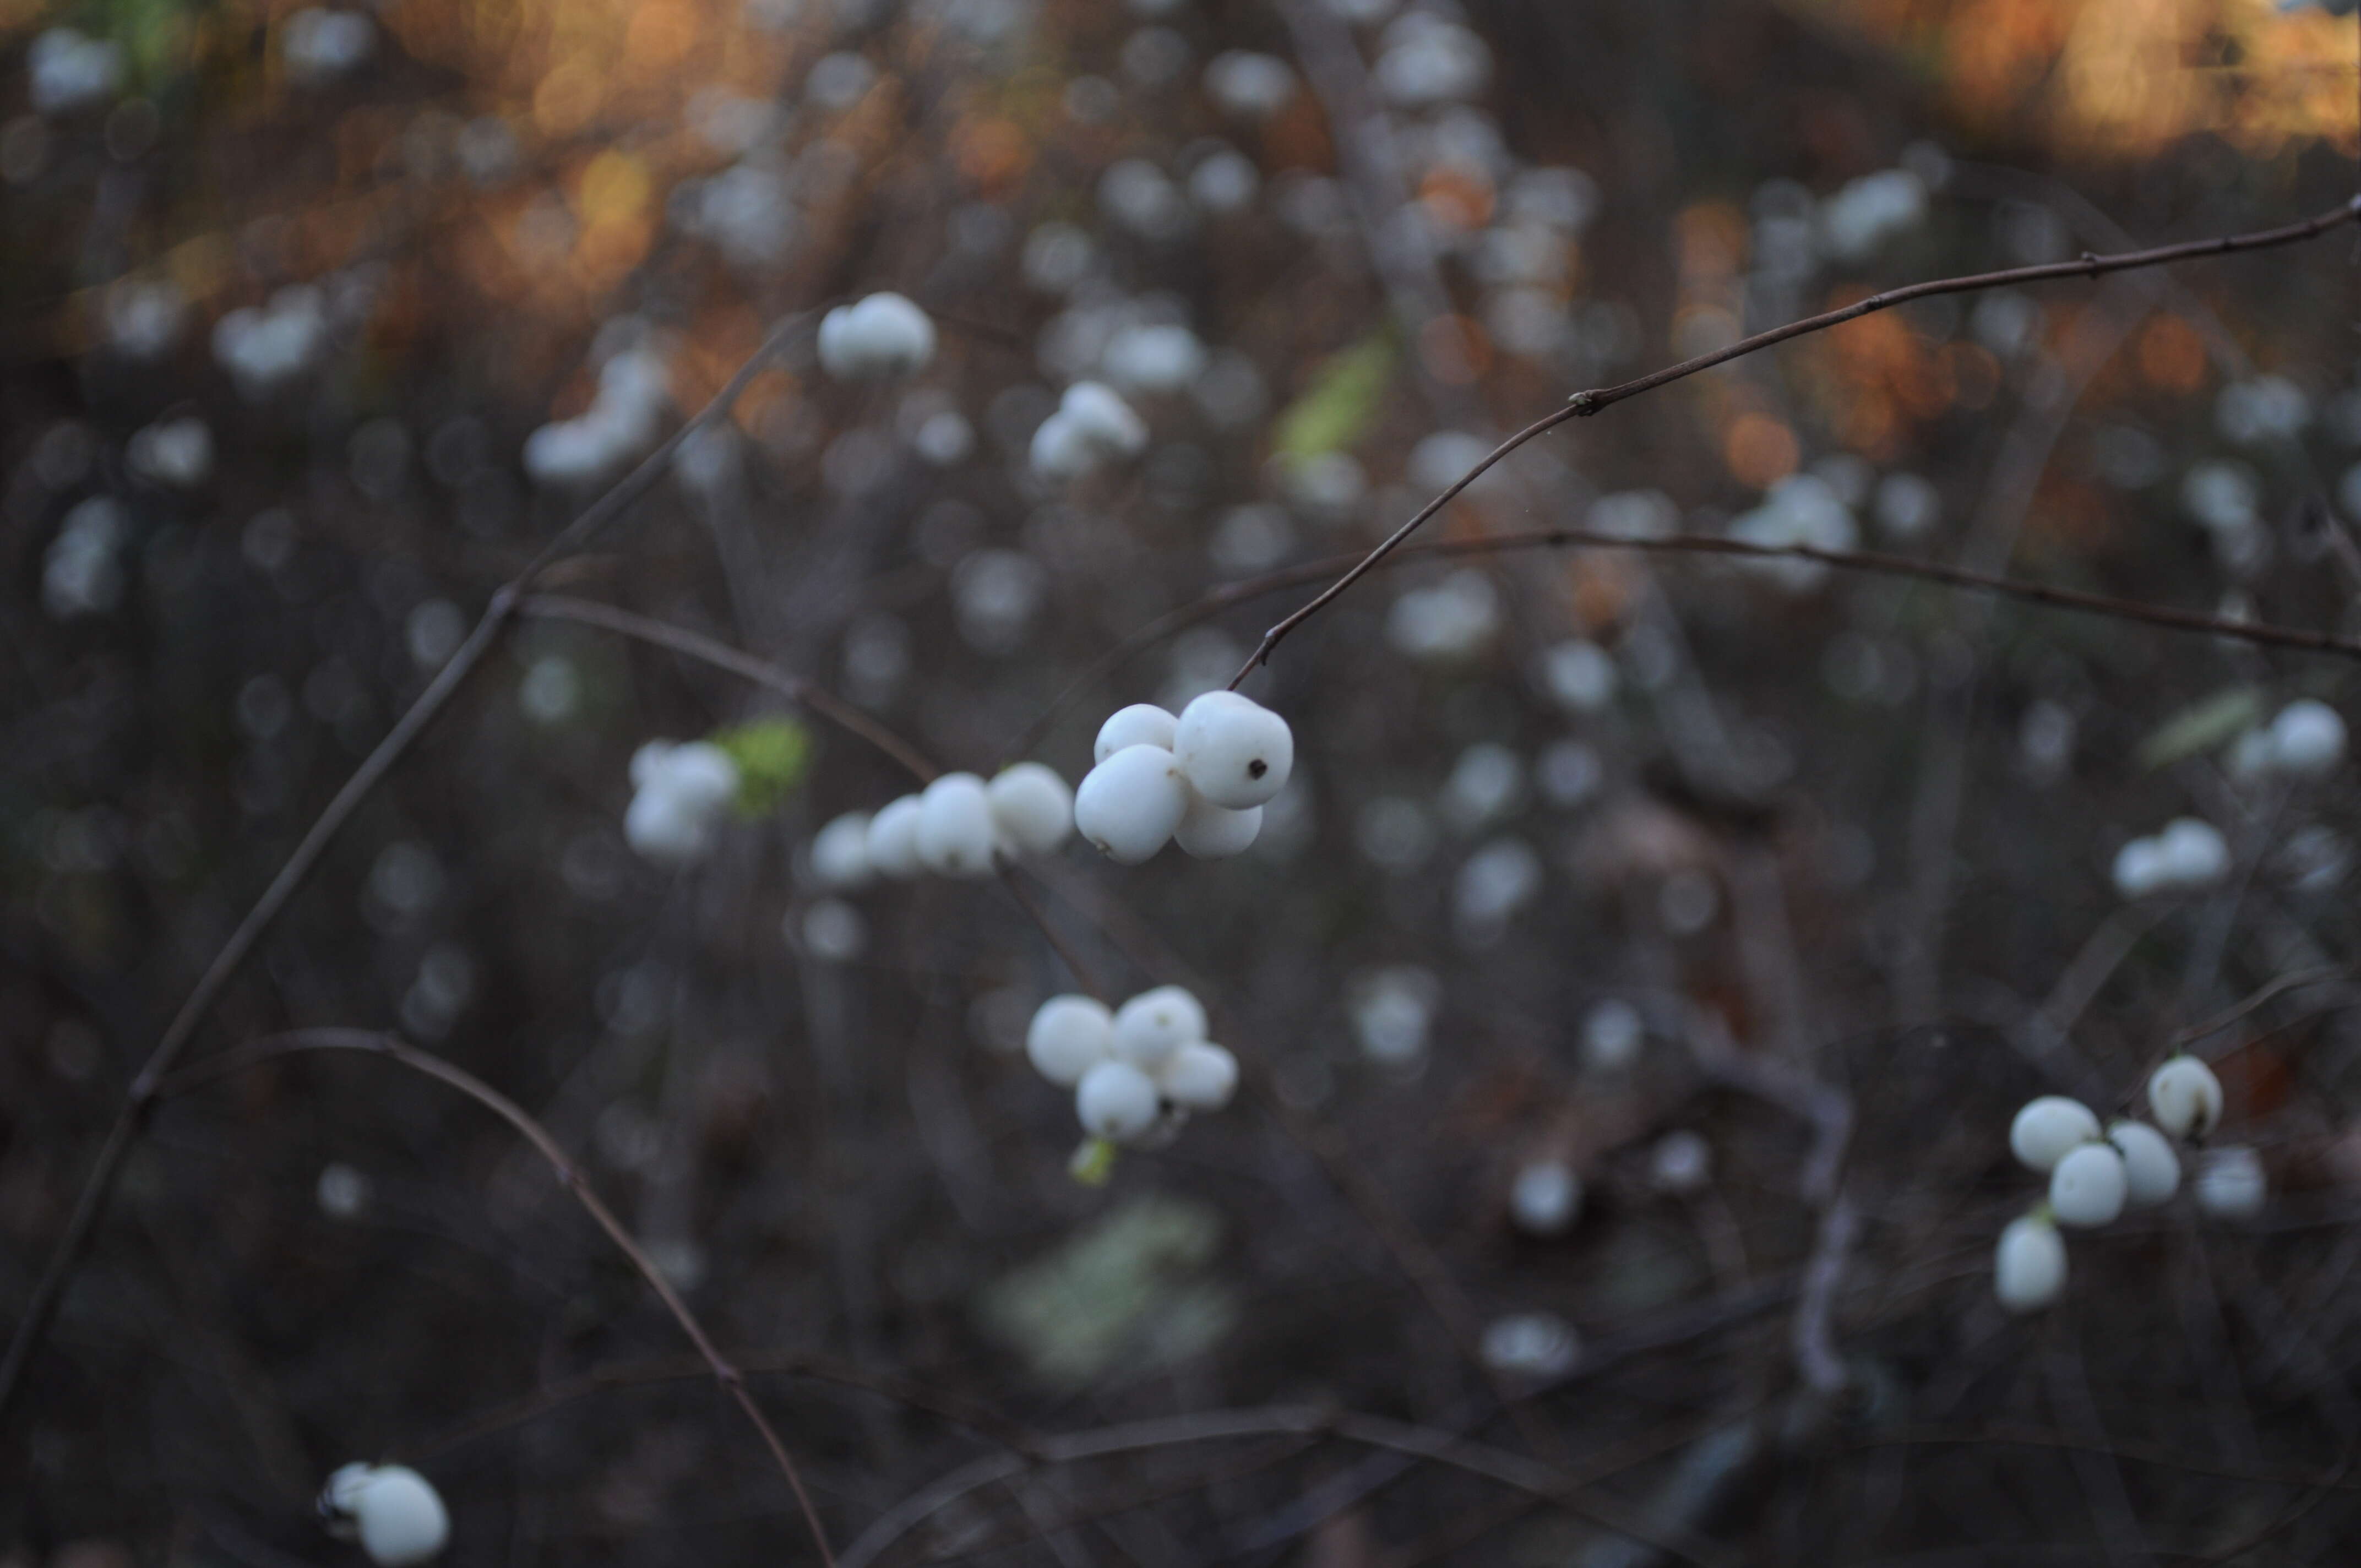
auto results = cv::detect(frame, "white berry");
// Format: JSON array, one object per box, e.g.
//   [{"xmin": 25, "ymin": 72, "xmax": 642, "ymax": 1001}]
[
  {"xmin": 1648, "ymin": 1130, "xmax": 1713, "ymax": 1194},
  {"xmin": 2194, "ymin": 1144, "xmax": 2267, "ymax": 1219},
  {"xmin": 321, "ymin": 1463, "xmax": 450, "ymax": 1567},
  {"xmin": 1074, "ymin": 744, "xmax": 1189, "ymax": 863},
  {"xmin": 2009, "ymin": 1096, "xmax": 2101, "ymax": 1173},
  {"xmin": 623, "ymin": 741, "xmax": 741, "ymax": 865},
  {"xmin": 2269, "ymin": 699, "xmax": 2346, "ymax": 777},
  {"xmin": 2146, "ymin": 1055, "xmax": 2224, "ymax": 1139},
  {"xmin": 1509, "ymin": 1158, "xmax": 1581, "ymax": 1235},
  {"xmin": 2049, "ymin": 1141, "xmax": 2128, "ymax": 1228},
  {"xmin": 1026, "ymin": 995, "xmax": 1114, "ymax": 1086},
  {"xmin": 864, "ymin": 794, "xmax": 926, "ymax": 879},
  {"xmin": 1113, "ymin": 986, "xmax": 1203, "ymax": 1068},
  {"xmin": 916, "ymin": 772, "xmax": 997, "ymax": 879},
  {"xmin": 1173, "ymin": 690, "xmax": 1294, "ymax": 808},
  {"xmin": 1993, "ymin": 1213, "xmax": 2066, "ymax": 1313},
  {"xmin": 810, "ymin": 812, "xmax": 873, "ymax": 890},
  {"xmin": 817, "ymin": 292, "xmax": 935, "ymax": 382},
  {"xmin": 1156, "ymin": 1041, "xmax": 1238, "ymax": 1110},
  {"xmin": 1076, "ymin": 1059, "xmax": 1160, "ymax": 1142},
  {"xmin": 2108, "ymin": 1120, "xmax": 2182, "ymax": 1207},
  {"xmin": 1174, "ymin": 791, "xmax": 1263, "ymax": 858},
  {"xmin": 1094, "ymin": 703, "xmax": 1178, "ymax": 763},
  {"xmin": 986, "ymin": 763, "xmax": 1074, "ymax": 857},
  {"xmin": 1030, "ymin": 380, "xmax": 1149, "ymax": 481}
]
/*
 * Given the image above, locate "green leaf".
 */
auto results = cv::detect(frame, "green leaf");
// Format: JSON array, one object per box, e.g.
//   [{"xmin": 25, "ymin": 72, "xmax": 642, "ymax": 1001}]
[
  {"xmin": 2136, "ymin": 687, "xmax": 2263, "ymax": 772},
  {"xmin": 1068, "ymin": 1136, "xmax": 1117, "ymax": 1186},
  {"xmin": 710, "ymin": 717, "xmax": 813, "ymax": 814},
  {"xmin": 1271, "ymin": 330, "xmax": 1397, "ymax": 463}
]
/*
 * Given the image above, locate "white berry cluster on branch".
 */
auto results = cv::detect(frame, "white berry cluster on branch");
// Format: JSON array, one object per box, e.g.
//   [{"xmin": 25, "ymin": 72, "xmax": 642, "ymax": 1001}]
[
  {"xmin": 319, "ymin": 1463, "xmax": 449, "ymax": 1566},
  {"xmin": 2109, "ymin": 816, "xmax": 2229, "ymax": 900},
  {"xmin": 817, "ymin": 291, "xmax": 937, "ymax": 382},
  {"xmin": 623, "ymin": 740, "xmax": 743, "ymax": 865},
  {"xmin": 1993, "ymin": 1054, "xmax": 2255, "ymax": 1313},
  {"xmin": 1075, "ymin": 692, "xmax": 1293, "ymax": 864},
  {"xmin": 1026, "ymin": 987, "xmax": 1238, "ymax": 1162},
  {"xmin": 810, "ymin": 763, "xmax": 1074, "ymax": 888}
]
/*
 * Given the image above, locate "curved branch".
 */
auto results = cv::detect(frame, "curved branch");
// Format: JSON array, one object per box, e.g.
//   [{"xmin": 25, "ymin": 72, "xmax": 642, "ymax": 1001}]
[{"xmin": 157, "ymin": 1029, "xmax": 836, "ymax": 1566}]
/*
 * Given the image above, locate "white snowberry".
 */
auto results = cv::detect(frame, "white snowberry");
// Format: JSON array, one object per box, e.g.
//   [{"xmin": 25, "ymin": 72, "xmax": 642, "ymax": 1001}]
[
  {"xmin": 810, "ymin": 812, "xmax": 873, "ymax": 890},
  {"xmin": 1095, "ymin": 703, "xmax": 1179, "ymax": 763},
  {"xmin": 1076, "ymin": 1059, "xmax": 1160, "ymax": 1142},
  {"xmin": 2108, "ymin": 1120, "xmax": 2182, "ymax": 1207},
  {"xmin": 986, "ymin": 763, "xmax": 1074, "ymax": 857},
  {"xmin": 2048, "ymin": 1141, "xmax": 2128, "ymax": 1228},
  {"xmin": 1074, "ymin": 744, "xmax": 1190, "ymax": 863},
  {"xmin": 1173, "ymin": 689, "xmax": 1294, "ymax": 809},
  {"xmin": 916, "ymin": 772, "xmax": 997, "ymax": 879},
  {"xmin": 2146, "ymin": 1055, "xmax": 2224, "ymax": 1139},
  {"xmin": 2009, "ymin": 1096, "xmax": 2101, "ymax": 1173},
  {"xmin": 2193, "ymin": 1144, "xmax": 2266, "ymax": 1219},
  {"xmin": 2267, "ymin": 699, "xmax": 2345, "ymax": 778},
  {"xmin": 1174, "ymin": 792, "xmax": 1263, "ymax": 858},
  {"xmin": 1993, "ymin": 1213, "xmax": 2067, "ymax": 1313},
  {"xmin": 1648, "ymin": 1130, "xmax": 1713, "ymax": 1194},
  {"xmin": 1156, "ymin": 1041, "xmax": 1238, "ymax": 1110},
  {"xmin": 320, "ymin": 1463, "xmax": 450, "ymax": 1566},
  {"xmin": 865, "ymin": 794, "xmax": 926, "ymax": 879},
  {"xmin": 1027, "ymin": 995, "xmax": 1115, "ymax": 1086},
  {"xmin": 1030, "ymin": 380, "xmax": 1149, "ymax": 481},
  {"xmin": 1509, "ymin": 1158, "xmax": 1581, "ymax": 1235},
  {"xmin": 623, "ymin": 741, "xmax": 741, "ymax": 865},
  {"xmin": 1113, "ymin": 986, "xmax": 1203, "ymax": 1068},
  {"xmin": 817, "ymin": 292, "xmax": 936, "ymax": 382}
]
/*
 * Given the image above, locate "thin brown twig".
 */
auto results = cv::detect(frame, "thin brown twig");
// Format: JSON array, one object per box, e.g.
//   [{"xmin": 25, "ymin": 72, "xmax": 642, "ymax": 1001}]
[
  {"xmin": 0, "ymin": 312, "xmax": 815, "ymax": 1421},
  {"xmin": 155, "ymin": 1028, "xmax": 837, "ymax": 1566},
  {"xmin": 1226, "ymin": 194, "xmax": 2361, "ymax": 688},
  {"xmin": 2171, "ymin": 964, "xmax": 2357, "ymax": 1053}
]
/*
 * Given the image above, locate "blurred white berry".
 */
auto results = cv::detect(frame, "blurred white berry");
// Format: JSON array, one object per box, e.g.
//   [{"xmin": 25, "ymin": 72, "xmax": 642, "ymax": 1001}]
[
  {"xmin": 1173, "ymin": 690, "xmax": 1293, "ymax": 809},
  {"xmin": 2108, "ymin": 1120, "xmax": 2181, "ymax": 1207},
  {"xmin": 1580, "ymin": 999, "xmax": 1645, "ymax": 1071},
  {"xmin": 864, "ymin": 794, "xmax": 926, "ymax": 879},
  {"xmin": 1075, "ymin": 744, "xmax": 1189, "ymax": 863},
  {"xmin": 320, "ymin": 1463, "xmax": 449, "ymax": 1566},
  {"xmin": 810, "ymin": 812, "xmax": 873, "ymax": 890},
  {"xmin": 1076, "ymin": 1059, "xmax": 1160, "ymax": 1142},
  {"xmin": 1203, "ymin": 50, "xmax": 1296, "ymax": 118},
  {"xmin": 1479, "ymin": 1311, "xmax": 1578, "ymax": 1378},
  {"xmin": 1027, "ymin": 995, "xmax": 1115, "ymax": 1086},
  {"xmin": 1095, "ymin": 703, "xmax": 1179, "ymax": 763},
  {"xmin": 2268, "ymin": 699, "xmax": 2346, "ymax": 778},
  {"xmin": 1649, "ymin": 1130, "xmax": 1713, "ymax": 1194},
  {"xmin": 986, "ymin": 763, "xmax": 1074, "ymax": 857},
  {"xmin": 1350, "ymin": 966, "xmax": 1438, "ymax": 1065},
  {"xmin": 1156, "ymin": 1041, "xmax": 1238, "ymax": 1110},
  {"xmin": 916, "ymin": 772, "xmax": 997, "ymax": 879},
  {"xmin": 2115, "ymin": 818, "xmax": 2229, "ymax": 897},
  {"xmin": 2049, "ymin": 1142, "xmax": 2128, "ymax": 1228},
  {"xmin": 2009, "ymin": 1096, "xmax": 2101, "ymax": 1173},
  {"xmin": 1509, "ymin": 1158, "xmax": 1580, "ymax": 1235},
  {"xmin": 1113, "ymin": 986, "xmax": 1204, "ymax": 1069},
  {"xmin": 2193, "ymin": 1144, "xmax": 2267, "ymax": 1219},
  {"xmin": 623, "ymin": 741, "xmax": 739, "ymax": 865},
  {"xmin": 2147, "ymin": 1055, "xmax": 2224, "ymax": 1140},
  {"xmin": 1993, "ymin": 1213, "xmax": 2066, "ymax": 1313},
  {"xmin": 1030, "ymin": 380, "xmax": 1149, "ymax": 480},
  {"xmin": 1174, "ymin": 792, "xmax": 1262, "ymax": 858},
  {"xmin": 817, "ymin": 292, "xmax": 935, "ymax": 382}
]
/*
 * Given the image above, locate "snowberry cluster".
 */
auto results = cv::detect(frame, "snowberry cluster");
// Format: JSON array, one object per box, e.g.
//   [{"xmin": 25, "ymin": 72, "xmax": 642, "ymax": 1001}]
[
  {"xmin": 2228, "ymin": 698, "xmax": 2347, "ymax": 782},
  {"xmin": 1026, "ymin": 986, "xmax": 1237, "ymax": 1151},
  {"xmin": 1074, "ymin": 692, "xmax": 1293, "ymax": 864},
  {"xmin": 1993, "ymin": 1055, "xmax": 2253, "ymax": 1313},
  {"xmin": 319, "ymin": 1463, "xmax": 449, "ymax": 1566},
  {"xmin": 817, "ymin": 292, "xmax": 937, "ymax": 382},
  {"xmin": 1029, "ymin": 380, "xmax": 1149, "ymax": 481},
  {"xmin": 810, "ymin": 763, "xmax": 1073, "ymax": 888},
  {"xmin": 2110, "ymin": 816, "xmax": 2229, "ymax": 900},
  {"xmin": 623, "ymin": 740, "xmax": 742, "ymax": 865}
]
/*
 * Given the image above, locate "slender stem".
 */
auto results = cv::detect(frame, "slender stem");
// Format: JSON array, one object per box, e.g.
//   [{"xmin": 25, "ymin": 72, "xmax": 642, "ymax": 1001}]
[
  {"xmin": 1229, "ymin": 194, "xmax": 2361, "ymax": 686},
  {"xmin": 157, "ymin": 1030, "xmax": 837, "ymax": 1567},
  {"xmin": 0, "ymin": 313, "xmax": 813, "ymax": 1421}
]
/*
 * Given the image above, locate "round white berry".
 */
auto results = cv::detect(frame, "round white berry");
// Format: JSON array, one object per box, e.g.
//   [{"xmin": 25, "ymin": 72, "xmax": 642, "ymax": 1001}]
[
  {"xmin": 2269, "ymin": 699, "xmax": 2346, "ymax": 777},
  {"xmin": 2108, "ymin": 1120, "xmax": 2182, "ymax": 1207},
  {"xmin": 1076, "ymin": 1059, "xmax": 1160, "ymax": 1142},
  {"xmin": 2146, "ymin": 1055, "xmax": 2224, "ymax": 1139},
  {"xmin": 986, "ymin": 763, "xmax": 1074, "ymax": 857},
  {"xmin": 1580, "ymin": 998, "xmax": 1645, "ymax": 1071},
  {"xmin": 2008, "ymin": 1096, "xmax": 2101, "ymax": 1173},
  {"xmin": 916, "ymin": 772, "xmax": 997, "ymax": 879},
  {"xmin": 864, "ymin": 794, "xmax": 926, "ymax": 879},
  {"xmin": 2048, "ymin": 1141, "xmax": 2128, "ymax": 1228},
  {"xmin": 1173, "ymin": 690, "xmax": 1294, "ymax": 809},
  {"xmin": 1173, "ymin": 792, "xmax": 1262, "ymax": 858},
  {"xmin": 1648, "ymin": 1130, "xmax": 1713, "ymax": 1195},
  {"xmin": 1026, "ymin": 995, "xmax": 1114, "ymax": 1086},
  {"xmin": 1156, "ymin": 1041, "xmax": 1238, "ymax": 1110},
  {"xmin": 321, "ymin": 1464, "xmax": 449, "ymax": 1567},
  {"xmin": 1094, "ymin": 703, "xmax": 1177, "ymax": 764},
  {"xmin": 816, "ymin": 292, "xmax": 935, "ymax": 382},
  {"xmin": 2194, "ymin": 1144, "xmax": 2266, "ymax": 1219},
  {"xmin": 1993, "ymin": 1213, "xmax": 2067, "ymax": 1313},
  {"xmin": 624, "ymin": 788, "xmax": 711, "ymax": 863},
  {"xmin": 1509, "ymin": 1158, "xmax": 1581, "ymax": 1235},
  {"xmin": 1113, "ymin": 986, "xmax": 1204, "ymax": 1069},
  {"xmin": 1074, "ymin": 744, "xmax": 1189, "ymax": 863},
  {"xmin": 810, "ymin": 812, "xmax": 873, "ymax": 890}
]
